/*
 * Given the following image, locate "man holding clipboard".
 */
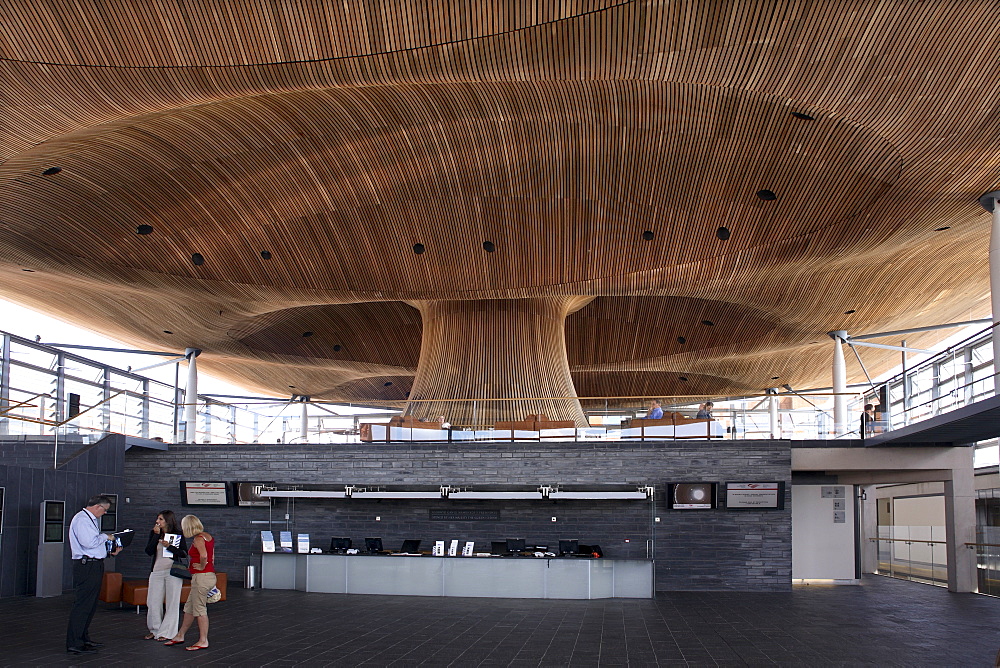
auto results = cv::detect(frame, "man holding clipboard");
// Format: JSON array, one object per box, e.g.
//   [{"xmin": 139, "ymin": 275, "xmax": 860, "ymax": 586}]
[{"xmin": 66, "ymin": 495, "xmax": 122, "ymax": 655}]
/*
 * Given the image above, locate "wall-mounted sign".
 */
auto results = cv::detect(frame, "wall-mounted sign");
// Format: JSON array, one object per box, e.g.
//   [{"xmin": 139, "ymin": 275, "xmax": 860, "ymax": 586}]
[
  {"xmin": 180, "ymin": 481, "xmax": 231, "ymax": 506},
  {"xmin": 724, "ymin": 482, "xmax": 785, "ymax": 509}
]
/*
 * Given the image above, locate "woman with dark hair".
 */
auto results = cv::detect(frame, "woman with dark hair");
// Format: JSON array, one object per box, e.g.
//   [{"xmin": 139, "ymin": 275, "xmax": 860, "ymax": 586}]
[{"xmin": 143, "ymin": 510, "xmax": 187, "ymax": 641}]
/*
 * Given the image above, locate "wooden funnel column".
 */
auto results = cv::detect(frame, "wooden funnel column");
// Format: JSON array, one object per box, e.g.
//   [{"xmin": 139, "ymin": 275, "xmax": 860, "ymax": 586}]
[{"xmin": 406, "ymin": 298, "xmax": 591, "ymax": 427}]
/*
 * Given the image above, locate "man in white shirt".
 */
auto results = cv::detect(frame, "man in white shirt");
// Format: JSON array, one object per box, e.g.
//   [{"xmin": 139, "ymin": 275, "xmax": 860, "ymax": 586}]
[{"xmin": 66, "ymin": 495, "xmax": 120, "ymax": 655}]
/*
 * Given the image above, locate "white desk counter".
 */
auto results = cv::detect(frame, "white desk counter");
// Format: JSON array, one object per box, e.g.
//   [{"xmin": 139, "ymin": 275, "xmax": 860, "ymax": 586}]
[{"xmin": 261, "ymin": 553, "xmax": 652, "ymax": 599}]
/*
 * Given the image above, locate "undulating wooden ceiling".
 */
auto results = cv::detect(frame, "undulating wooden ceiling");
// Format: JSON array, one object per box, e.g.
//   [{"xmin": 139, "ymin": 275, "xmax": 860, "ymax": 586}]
[{"xmin": 1, "ymin": 1, "xmax": 998, "ymax": 420}]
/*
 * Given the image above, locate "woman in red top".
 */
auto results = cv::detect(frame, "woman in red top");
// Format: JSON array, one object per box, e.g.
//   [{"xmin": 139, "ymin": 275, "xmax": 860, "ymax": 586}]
[{"xmin": 165, "ymin": 515, "xmax": 216, "ymax": 651}]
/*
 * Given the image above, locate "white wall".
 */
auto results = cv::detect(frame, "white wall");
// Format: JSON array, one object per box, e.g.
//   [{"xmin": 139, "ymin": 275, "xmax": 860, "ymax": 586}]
[{"xmin": 791, "ymin": 484, "xmax": 858, "ymax": 581}]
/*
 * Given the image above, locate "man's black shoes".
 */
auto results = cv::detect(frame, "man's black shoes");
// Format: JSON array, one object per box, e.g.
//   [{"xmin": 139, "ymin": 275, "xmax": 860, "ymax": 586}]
[
  {"xmin": 67, "ymin": 646, "xmax": 97, "ymax": 655},
  {"xmin": 84, "ymin": 642, "xmax": 104, "ymax": 649}
]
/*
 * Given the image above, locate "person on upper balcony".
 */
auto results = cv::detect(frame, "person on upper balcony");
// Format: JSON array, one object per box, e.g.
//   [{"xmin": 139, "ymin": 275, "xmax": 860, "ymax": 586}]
[
  {"xmin": 647, "ymin": 400, "xmax": 663, "ymax": 420},
  {"xmin": 697, "ymin": 402, "xmax": 714, "ymax": 419}
]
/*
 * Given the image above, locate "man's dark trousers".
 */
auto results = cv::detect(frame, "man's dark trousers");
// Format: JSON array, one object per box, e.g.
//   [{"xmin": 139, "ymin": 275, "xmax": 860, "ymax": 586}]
[{"xmin": 66, "ymin": 558, "xmax": 103, "ymax": 649}]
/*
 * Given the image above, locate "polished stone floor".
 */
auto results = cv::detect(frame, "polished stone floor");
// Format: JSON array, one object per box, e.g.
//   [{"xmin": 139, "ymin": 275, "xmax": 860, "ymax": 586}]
[{"xmin": 1, "ymin": 575, "xmax": 997, "ymax": 666}]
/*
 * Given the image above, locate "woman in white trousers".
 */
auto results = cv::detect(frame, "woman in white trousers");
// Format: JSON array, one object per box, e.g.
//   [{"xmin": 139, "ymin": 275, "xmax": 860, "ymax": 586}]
[{"xmin": 142, "ymin": 510, "xmax": 188, "ymax": 641}]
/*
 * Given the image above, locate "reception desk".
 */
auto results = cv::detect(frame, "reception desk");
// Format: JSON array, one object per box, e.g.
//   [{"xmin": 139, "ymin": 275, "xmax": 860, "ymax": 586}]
[{"xmin": 261, "ymin": 553, "xmax": 652, "ymax": 599}]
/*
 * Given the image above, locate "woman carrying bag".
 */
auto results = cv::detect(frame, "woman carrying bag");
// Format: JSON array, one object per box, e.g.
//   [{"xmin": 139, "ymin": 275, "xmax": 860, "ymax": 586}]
[{"xmin": 142, "ymin": 510, "xmax": 188, "ymax": 641}]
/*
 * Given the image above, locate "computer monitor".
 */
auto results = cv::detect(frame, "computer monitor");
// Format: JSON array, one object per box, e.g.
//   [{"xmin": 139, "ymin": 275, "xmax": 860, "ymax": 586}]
[
  {"xmin": 364, "ymin": 537, "xmax": 384, "ymax": 554},
  {"xmin": 559, "ymin": 539, "xmax": 579, "ymax": 556},
  {"xmin": 399, "ymin": 539, "xmax": 421, "ymax": 553},
  {"xmin": 330, "ymin": 537, "xmax": 351, "ymax": 552},
  {"xmin": 490, "ymin": 540, "xmax": 507, "ymax": 555},
  {"xmin": 506, "ymin": 538, "xmax": 526, "ymax": 554}
]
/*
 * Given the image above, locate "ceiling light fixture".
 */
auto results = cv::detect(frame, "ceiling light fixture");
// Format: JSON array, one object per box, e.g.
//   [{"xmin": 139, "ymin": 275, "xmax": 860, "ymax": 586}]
[
  {"xmin": 302, "ymin": 331, "xmax": 314, "ymax": 337},
  {"xmin": 677, "ymin": 336, "xmax": 686, "ymax": 344},
  {"xmin": 701, "ymin": 320, "xmax": 714, "ymax": 326},
  {"xmin": 333, "ymin": 345, "xmax": 342, "ymax": 352},
  {"xmin": 482, "ymin": 241, "xmax": 496, "ymax": 252},
  {"xmin": 791, "ymin": 112, "xmax": 815, "ymax": 121},
  {"xmin": 384, "ymin": 381, "xmax": 393, "ymax": 387},
  {"xmin": 642, "ymin": 230, "xmax": 655, "ymax": 241},
  {"xmin": 42, "ymin": 167, "xmax": 62, "ymax": 176},
  {"xmin": 756, "ymin": 190, "xmax": 778, "ymax": 201},
  {"xmin": 163, "ymin": 330, "xmax": 173, "ymax": 334},
  {"xmin": 21, "ymin": 268, "xmax": 35, "ymax": 272},
  {"xmin": 260, "ymin": 251, "xmax": 272, "ymax": 259},
  {"xmin": 679, "ymin": 376, "xmax": 688, "ymax": 381},
  {"xmin": 136, "ymin": 225, "xmax": 153, "ymax": 235},
  {"xmin": 413, "ymin": 243, "xmax": 425, "ymax": 254},
  {"xmin": 191, "ymin": 253, "xmax": 205, "ymax": 266},
  {"xmin": 844, "ymin": 310, "xmax": 856, "ymax": 314},
  {"xmin": 934, "ymin": 227, "xmax": 950, "ymax": 231},
  {"xmin": 716, "ymin": 227, "xmax": 731, "ymax": 240}
]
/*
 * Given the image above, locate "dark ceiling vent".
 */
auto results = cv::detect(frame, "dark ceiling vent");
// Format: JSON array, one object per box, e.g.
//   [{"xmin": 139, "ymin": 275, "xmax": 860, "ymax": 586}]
[
  {"xmin": 756, "ymin": 190, "xmax": 778, "ymax": 201},
  {"xmin": 191, "ymin": 253, "xmax": 205, "ymax": 266},
  {"xmin": 641, "ymin": 230, "xmax": 655, "ymax": 241},
  {"xmin": 716, "ymin": 226, "xmax": 731, "ymax": 241},
  {"xmin": 42, "ymin": 167, "xmax": 62, "ymax": 176},
  {"xmin": 136, "ymin": 224, "xmax": 154, "ymax": 235}
]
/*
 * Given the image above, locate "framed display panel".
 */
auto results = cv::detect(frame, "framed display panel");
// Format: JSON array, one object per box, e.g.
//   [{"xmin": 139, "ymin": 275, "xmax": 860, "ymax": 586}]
[
  {"xmin": 100, "ymin": 493, "xmax": 118, "ymax": 531},
  {"xmin": 723, "ymin": 482, "xmax": 785, "ymax": 509},
  {"xmin": 180, "ymin": 481, "xmax": 231, "ymax": 507},
  {"xmin": 667, "ymin": 483, "xmax": 716, "ymax": 510},
  {"xmin": 42, "ymin": 500, "xmax": 65, "ymax": 543},
  {"xmin": 232, "ymin": 481, "xmax": 275, "ymax": 507}
]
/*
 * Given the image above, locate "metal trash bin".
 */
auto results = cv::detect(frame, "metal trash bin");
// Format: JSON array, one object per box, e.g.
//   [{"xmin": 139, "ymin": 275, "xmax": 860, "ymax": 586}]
[{"xmin": 245, "ymin": 565, "xmax": 257, "ymax": 589}]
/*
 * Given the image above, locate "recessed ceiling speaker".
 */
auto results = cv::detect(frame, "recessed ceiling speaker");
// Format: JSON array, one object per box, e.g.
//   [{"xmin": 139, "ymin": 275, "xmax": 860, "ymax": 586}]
[
  {"xmin": 482, "ymin": 241, "xmax": 496, "ymax": 252},
  {"xmin": 716, "ymin": 226, "xmax": 730, "ymax": 240},
  {"xmin": 756, "ymin": 190, "xmax": 777, "ymax": 201},
  {"xmin": 42, "ymin": 167, "xmax": 62, "ymax": 175},
  {"xmin": 191, "ymin": 253, "xmax": 205, "ymax": 266},
  {"xmin": 136, "ymin": 224, "xmax": 154, "ymax": 235}
]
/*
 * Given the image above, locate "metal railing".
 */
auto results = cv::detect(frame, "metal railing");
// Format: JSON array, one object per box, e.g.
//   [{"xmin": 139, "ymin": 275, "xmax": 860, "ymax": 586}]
[{"xmin": 871, "ymin": 526, "xmax": 948, "ymax": 587}]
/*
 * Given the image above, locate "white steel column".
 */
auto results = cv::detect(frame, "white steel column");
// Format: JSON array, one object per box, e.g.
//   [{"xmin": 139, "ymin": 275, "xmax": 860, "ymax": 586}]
[
  {"xmin": 300, "ymin": 397, "xmax": 309, "ymax": 443},
  {"xmin": 184, "ymin": 348, "xmax": 200, "ymax": 443},
  {"xmin": 829, "ymin": 331, "xmax": 848, "ymax": 436},
  {"xmin": 768, "ymin": 388, "xmax": 779, "ymax": 439},
  {"xmin": 981, "ymin": 191, "xmax": 1000, "ymax": 396}
]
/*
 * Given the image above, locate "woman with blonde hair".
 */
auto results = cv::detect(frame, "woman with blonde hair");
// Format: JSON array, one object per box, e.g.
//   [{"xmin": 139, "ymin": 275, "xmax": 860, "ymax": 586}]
[{"xmin": 163, "ymin": 515, "xmax": 215, "ymax": 651}]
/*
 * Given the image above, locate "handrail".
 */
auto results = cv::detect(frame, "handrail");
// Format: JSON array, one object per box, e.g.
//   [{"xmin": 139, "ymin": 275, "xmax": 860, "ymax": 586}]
[
  {"xmin": 965, "ymin": 542, "xmax": 1000, "ymax": 549},
  {"xmin": 868, "ymin": 537, "xmax": 946, "ymax": 545},
  {"xmin": 0, "ymin": 392, "xmax": 50, "ymax": 416}
]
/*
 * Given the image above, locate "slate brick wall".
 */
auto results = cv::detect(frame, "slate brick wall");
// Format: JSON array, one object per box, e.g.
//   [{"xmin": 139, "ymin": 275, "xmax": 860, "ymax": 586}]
[
  {"xmin": 0, "ymin": 435, "xmax": 125, "ymax": 597},
  {"xmin": 119, "ymin": 440, "xmax": 791, "ymax": 591}
]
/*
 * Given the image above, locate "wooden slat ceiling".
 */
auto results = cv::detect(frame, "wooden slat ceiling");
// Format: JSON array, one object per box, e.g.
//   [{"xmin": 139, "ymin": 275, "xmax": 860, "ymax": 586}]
[{"xmin": 1, "ymin": 1, "xmax": 998, "ymax": 414}]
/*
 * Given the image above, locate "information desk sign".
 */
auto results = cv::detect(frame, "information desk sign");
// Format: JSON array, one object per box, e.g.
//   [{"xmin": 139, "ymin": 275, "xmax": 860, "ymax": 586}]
[{"xmin": 724, "ymin": 482, "xmax": 785, "ymax": 509}]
